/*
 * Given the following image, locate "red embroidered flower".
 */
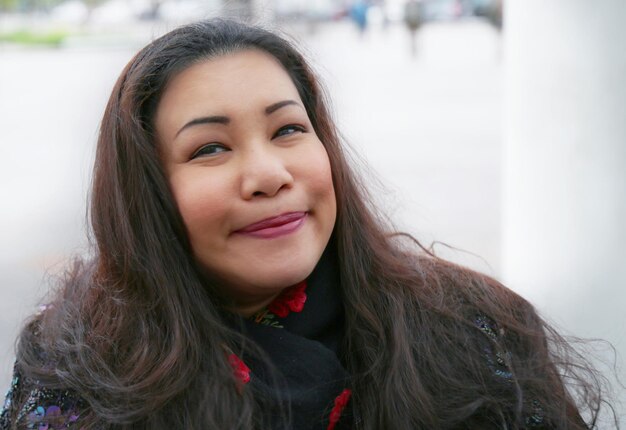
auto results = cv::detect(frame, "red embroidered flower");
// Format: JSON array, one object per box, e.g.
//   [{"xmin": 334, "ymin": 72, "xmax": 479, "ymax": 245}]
[
  {"xmin": 327, "ymin": 388, "xmax": 352, "ymax": 430},
  {"xmin": 228, "ymin": 353, "xmax": 251, "ymax": 384},
  {"xmin": 267, "ymin": 281, "xmax": 307, "ymax": 318}
]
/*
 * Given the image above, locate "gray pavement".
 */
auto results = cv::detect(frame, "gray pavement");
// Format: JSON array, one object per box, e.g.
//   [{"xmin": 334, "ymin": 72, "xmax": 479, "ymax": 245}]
[{"xmin": 0, "ymin": 20, "xmax": 503, "ymax": 388}]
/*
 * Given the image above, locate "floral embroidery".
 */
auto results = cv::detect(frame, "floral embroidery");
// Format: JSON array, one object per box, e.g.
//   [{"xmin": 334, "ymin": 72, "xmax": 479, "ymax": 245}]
[
  {"xmin": 327, "ymin": 388, "xmax": 351, "ymax": 430},
  {"xmin": 252, "ymin": 309, "xmax": 284, "ymax": 328},
  {"xmin": 268, "ymin": 281, "xmax": 307, "ymax": 318},
  {"xmin": 228, "ymin": 354, "xmax": 251, "ymax": 385},
  {"xmin": 252, "ymin": 281, "xmax": 308, "ymax": 327}
]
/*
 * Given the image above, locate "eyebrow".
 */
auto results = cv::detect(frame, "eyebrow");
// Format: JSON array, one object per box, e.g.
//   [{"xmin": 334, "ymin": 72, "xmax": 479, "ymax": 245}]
[
  {"xmin": 265, "ymin": 99, "xmax": 300, "ymax": 115},
  {"xmin": 175, "ymin": 115, "xmax": 229, "ymax": 138},
  {"xmin": 174, "ymin": 99, "xmax": 302, "ymax": 138}
]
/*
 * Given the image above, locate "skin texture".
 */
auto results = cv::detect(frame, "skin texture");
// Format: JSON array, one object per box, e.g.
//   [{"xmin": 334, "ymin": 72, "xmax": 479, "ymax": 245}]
[{"xmin": 156, "ymin": 49, "xmax": 337, "ymax": 316}]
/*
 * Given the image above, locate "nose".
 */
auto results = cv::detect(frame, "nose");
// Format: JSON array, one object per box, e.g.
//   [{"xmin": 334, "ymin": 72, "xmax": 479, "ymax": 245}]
[{"xmin": 239, "ymin": 146, "xmax": 294, "ymax": 200}]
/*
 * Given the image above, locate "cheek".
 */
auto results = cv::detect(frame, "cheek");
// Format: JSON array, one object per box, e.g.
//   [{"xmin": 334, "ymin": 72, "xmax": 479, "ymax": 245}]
[
  {"xmin": 168, "ymin": 170, "xmax": 231, "ymax": 240},
  {"xmin": 304, "ymin": 145, "xmax": 336, "ymax": 215}
]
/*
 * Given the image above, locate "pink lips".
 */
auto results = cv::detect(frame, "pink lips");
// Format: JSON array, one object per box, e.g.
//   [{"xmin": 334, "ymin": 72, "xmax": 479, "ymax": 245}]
[{"xmin": 235, "ymin": 212, "xmax": 307, "ymax": 239}]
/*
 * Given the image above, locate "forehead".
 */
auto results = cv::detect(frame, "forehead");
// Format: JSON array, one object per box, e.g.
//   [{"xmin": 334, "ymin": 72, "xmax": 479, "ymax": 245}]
[
  {"xmin": 170, "ymin": 48, "xmax": 296, "ymax": 93},
  {"xmin": 155, "ymin": 50, "xmax": 301, "ymax": 136}
]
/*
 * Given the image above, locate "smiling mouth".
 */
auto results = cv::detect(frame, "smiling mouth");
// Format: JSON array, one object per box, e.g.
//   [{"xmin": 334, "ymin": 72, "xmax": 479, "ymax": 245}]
[{"xmin": 235, "ymin": 212, "xmax": 307, "ymax": 239}]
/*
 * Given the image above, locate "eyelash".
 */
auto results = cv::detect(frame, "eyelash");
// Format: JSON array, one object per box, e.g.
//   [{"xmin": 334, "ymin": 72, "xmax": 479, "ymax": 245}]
[
  {"xmin": 273, "ymin": 124, "xmax": 306, "ymax": 138},
  {"xmin": 190, "ymin": 124, "xmax": 307, "ymax": 160},
  {"xmin": 191, "ymin": 143, "xmax": 228, "ymax": 160}
]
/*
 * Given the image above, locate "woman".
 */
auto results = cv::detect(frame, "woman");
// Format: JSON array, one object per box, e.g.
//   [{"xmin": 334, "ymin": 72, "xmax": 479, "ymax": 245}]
[{"xmin": 0, "ymin": 19, "xmax": 611, "ymax": 429}]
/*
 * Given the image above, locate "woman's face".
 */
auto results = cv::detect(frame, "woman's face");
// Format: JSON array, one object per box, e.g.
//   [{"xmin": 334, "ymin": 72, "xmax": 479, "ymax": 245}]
[{"xmin": 156, "ymin": 49, "xmax": 336, "ymax": 310}]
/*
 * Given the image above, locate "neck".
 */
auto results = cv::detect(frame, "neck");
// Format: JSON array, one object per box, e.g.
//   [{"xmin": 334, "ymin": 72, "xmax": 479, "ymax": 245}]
[{"xmin": 228, "ymin": 291, "xmax": 282, "ymax": 318}]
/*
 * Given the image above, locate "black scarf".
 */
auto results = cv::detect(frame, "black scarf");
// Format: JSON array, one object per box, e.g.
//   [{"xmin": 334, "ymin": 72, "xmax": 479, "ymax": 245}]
[{"xmin": 232, "ymin": 244, "xmax": 352, "ymax": 430}]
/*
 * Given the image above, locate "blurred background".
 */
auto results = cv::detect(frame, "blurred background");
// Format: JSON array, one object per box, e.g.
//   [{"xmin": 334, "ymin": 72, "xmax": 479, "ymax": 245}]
[{"xmin": 1, "ymin": 0, "xmax": 624, "ymax": 425}]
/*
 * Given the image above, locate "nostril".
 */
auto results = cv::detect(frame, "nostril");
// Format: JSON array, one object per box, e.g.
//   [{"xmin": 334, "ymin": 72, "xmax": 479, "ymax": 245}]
[{"xmin": 251, "ymin": 183, "xmax": 290, "ymax": 198}]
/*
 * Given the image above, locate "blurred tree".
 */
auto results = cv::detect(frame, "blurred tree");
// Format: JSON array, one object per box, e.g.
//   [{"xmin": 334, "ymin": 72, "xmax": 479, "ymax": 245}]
[
  {"xmin": 0, "ymin": 0, "xmax": 19, "ymax": 12},
  {"xmin": 83, "ymin": 0, "xmax": 107, "ymax": 11},
  {"xmin": 2, "ymin": 0, "xmax": 68, "ymax": 12}
]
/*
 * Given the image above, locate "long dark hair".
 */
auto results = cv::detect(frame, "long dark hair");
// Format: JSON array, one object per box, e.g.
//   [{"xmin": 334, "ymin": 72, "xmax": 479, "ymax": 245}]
[{"xmin": 16, "ymin": 19, "xmax": 612, "ymax": 429}]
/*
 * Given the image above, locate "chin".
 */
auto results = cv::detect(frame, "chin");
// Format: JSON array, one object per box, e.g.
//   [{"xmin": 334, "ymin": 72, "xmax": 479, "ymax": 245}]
[
  {"xmin": 249, "ymin": 244, "xmax": 323, "ymax": 284},
  {"xmin": 203, "ymin": 242, "xmax": 328, "ymax": 298},
  {"xmin": 252, "ymin": 263, "xmax": 315, "ymax": 290}
]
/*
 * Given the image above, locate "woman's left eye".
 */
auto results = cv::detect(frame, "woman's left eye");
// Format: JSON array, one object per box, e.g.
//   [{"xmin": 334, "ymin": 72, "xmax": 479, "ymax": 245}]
[{"xmin": 273, "ymin": 124, "xmax": 306, "ymax": 139}]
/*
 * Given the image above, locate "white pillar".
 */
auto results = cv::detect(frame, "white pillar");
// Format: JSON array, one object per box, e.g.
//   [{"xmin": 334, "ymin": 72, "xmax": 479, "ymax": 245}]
[{"xmin": 503, "ymin": 0, "xmax": 626, "ymax": 422}]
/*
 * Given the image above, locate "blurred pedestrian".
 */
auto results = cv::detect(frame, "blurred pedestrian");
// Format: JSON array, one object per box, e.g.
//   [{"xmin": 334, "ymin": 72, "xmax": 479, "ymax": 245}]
[
  {"xmin": 487, "ymin": 0, "xmax": 503, "ymax": 30},
  {"xmin": 349, "ymin": 0, "xmax": 369, "ymax": 35},
  {"xmin": 404, "ymin": 0, "xmax": 422, "ymax": 56},
  {"xmin": 473, "ymin": 0, "xmax": 503, "ymax": 29}
]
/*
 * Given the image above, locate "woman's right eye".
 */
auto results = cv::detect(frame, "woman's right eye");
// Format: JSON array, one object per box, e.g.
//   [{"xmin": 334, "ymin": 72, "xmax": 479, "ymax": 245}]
[{"xmin": 191, "ymin": 143, "xmax": 229, "ymax": 160}]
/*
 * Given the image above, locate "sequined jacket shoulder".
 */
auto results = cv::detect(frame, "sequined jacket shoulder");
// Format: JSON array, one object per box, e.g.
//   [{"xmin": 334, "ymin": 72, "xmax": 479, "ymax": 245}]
[{"xmin": 0, "ymin": 363, "xmax": 84, "ymax": 430}]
